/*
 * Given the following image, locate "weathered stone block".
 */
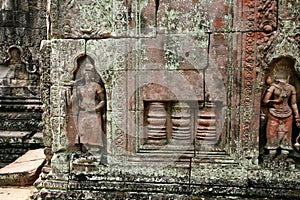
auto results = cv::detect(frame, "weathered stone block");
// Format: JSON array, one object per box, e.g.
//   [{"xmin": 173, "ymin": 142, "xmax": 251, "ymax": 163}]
[
  {"xmin": 50, "ymin": 86, "xmax": 68, "ymax": 117},
  {"xmin": 139, "ymin": 0, "xmax": 157, "ymax": 36},
  {"xmin": 49, "ymin": 0, "xmax": 156, "ymax": 38},
  {"xmin": 167, "ymin": 70, "xmax": 204, "ymax": 101},
  {"xmin": 160, "ymin": 34, "xmax": 208, "ymax": 70},
  {"xmin": 208, "ymin": 0, "xmax": 230, "ymax": 31},
  {"xmin": 50, "ymin": 39, "xmax": 85, "ymax": 85},
  {"xmin": 86, "ymin": 39, "xmax": 135, "ymax": 73},
  {"xmin": 50, "ymin": 117, "xmax": 67, "ymax": 153},
  {"xmin": 51, "ymin": 153, "xmax": 70, "ymax": 174},
  {"xmin": 134, "ymin": 70, "xmax": 204, "ymax": 102},
  {"xmin": 0, "ymin": 149, "xmax": 45, "ymax": 186},
  {"xmin": 138, "ymin": 34, "xmax": 209, "ymax": 71},
  {"xmin": 191, "ymin": 164, "xmax": 247, "ymax": 186},
  {"xmin": 157, "ymin": 0, "xmax": 209, "ymax": 34}
]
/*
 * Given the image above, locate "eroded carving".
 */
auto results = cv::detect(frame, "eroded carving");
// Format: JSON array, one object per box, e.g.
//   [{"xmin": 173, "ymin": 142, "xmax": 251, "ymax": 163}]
[
  {"xmin": 0, "ymin": 45, "xmax": 38, "ymax": 96},
  {"xmin": 66, "ymin": 56, "xmax": 106, "ymax": 156},
  {"xmin": 244, "ymin": 0, "xmax": 277, "ymax": 32}
]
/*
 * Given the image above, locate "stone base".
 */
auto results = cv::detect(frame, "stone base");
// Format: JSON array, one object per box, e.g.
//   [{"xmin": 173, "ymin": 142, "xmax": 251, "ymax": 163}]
[
  {"xmin": 32, "ymin": 176, "xmax": 300, "ymax": 200},
  {"xmin": 32, "ymin": 154, "xmax": 300, "ymax": 199}
]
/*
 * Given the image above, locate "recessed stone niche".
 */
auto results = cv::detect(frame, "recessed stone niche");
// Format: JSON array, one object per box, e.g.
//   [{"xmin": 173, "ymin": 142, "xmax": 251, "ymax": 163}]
[{"xmin": 260, "ymin": 56, "xmax": 300, "ymax": 161}]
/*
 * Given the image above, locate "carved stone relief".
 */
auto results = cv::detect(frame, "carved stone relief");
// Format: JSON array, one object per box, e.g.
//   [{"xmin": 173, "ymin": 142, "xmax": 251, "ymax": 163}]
[
  {"xmin": 233, "ymin": 0, "xmax": 277, "ymax": 32},
  {"xmin": 260, "ymin": 57, "xmax": 300, "ymax": 163},
  {"xmin": 0, "ymin": 45, "xmax": 38, "ymax": 96},
  {"xmin": 278, "ymin": 0, "xmax": 300, "ymax": 23},
  {"xmin": 49, "ymin": 0, "xmax": 156, "ymax": 38},
  {"xmin": 66, "ymin": 56, "xmax": 107, "ymax": 158},
  {"xmin": 86, "ymin": 39, "xmax": 133, "ymax": 158},
  {"xmin": 46, "ymin": 39, "xmax": 85, "ymax": 163},
  {"xmin": 40, "ymin": 40, "xmax": 51, "ymax": 145},
  {"xmin": 30, "ymin": 0, "xmax": 300, "ymax": 199},
  {"xmin": 253, "ymin": 0, "xmax": 300, "ymax": 165},
  {"xmin": 0, "ymin": 45, "xmax": 42, "ymax": 132},
  {"xmin": 241, "ymin": 32, "xmax": 259, "ymax": 161},
  {"xmin": 144, "ymin": 100, "xmax": 221, "ymax": 149}
]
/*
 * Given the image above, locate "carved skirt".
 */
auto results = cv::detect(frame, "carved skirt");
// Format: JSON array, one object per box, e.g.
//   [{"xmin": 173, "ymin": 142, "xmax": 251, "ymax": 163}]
[
  {"xmin": 78, "ymin": 111, "xmax": 103, "ymax": 147},
  {"xmin": 265, "ymin": 113, "xmax": 293, "ymax": 150}
]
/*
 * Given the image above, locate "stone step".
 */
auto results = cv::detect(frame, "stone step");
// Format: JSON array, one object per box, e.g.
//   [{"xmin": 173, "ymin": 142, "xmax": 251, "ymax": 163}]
[{"xmin": 0, "ymin": 149, "xmax": 45, "ymax": 186}]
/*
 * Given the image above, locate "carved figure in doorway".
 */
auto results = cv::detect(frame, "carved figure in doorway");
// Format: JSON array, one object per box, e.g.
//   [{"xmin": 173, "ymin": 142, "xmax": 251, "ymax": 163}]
[
  {"xmin": 263, "ymin": 63, "xmax": 300, "ymax": 157},
  {"xmin": 66, "ymin": 57, "xmax": 106, "ymax": 155}
]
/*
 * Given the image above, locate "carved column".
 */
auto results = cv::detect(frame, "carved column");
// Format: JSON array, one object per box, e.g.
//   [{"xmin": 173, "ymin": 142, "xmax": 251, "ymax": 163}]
[
  {"xmin": 146, "ymin": 102, "xmax": 167, "ymax": 145},
  {"xmin": 196, "ymin": 102, "xmax": 217, "ymax": 147},
  {"xmin": 171, "ymin": 102, "xmax": 192, "ymax": 145}
]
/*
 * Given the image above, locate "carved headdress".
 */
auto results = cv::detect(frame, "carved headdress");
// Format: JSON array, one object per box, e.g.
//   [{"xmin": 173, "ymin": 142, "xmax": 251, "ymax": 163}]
[
  {"xmin": 79, "ymin": 56, "xmax": 95, "ymax": 74},
  {"xmin": 274, "ymin": 59, "xmax": 291, "ymax": 81}
]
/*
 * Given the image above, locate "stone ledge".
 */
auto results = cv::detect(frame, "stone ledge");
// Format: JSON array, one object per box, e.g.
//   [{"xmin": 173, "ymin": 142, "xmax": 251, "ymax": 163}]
[
  {"xmin": 33, "ymin": 180, "xmax": 300, "ymax": 199},
  {"xmin": 0, "ymin": 131, "xmax": 44, "ymax": 168},
  {"xmin": 0, "ymin": 131, "xmax": 43, "ymax": 147},
  {"xmin": 33, "ymin": 162, "xmax": 300, "ymax": 199},
  {"xmin": 0, "ymin": 149, "xmax": 45, "ymax": 186}
]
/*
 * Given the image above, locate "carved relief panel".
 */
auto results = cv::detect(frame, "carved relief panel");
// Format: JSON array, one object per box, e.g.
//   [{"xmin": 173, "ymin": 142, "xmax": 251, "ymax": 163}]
[
  {"xmin": 66, "ymin": 55, "xmax": 107, "ymax": 157},
  {"xmin": 260, "ymin": 57, "xmax": 300, "ymax": 161},
  {"xmin": 196, "ymin": 102, "xmax": 217, "ymax": 147},
  {"xmin": 80, "ymin": 36, "xmax": 229, "ymax": 164},
  {"xmin": 233, "ymin": 0, "xmax": 277, "ymax": 32},
  {"xmin": 144, "ymin": 101, "xmax": 194, "ymax": 147},
  {"xmin": 34, "ymin": 0, "xmax": 300, "ymax": 198},
  {"xmin": 42, "ymin": 0, "xmax": 292, "ymax": 168},
  {"xmin": 0, "ymin": 45, "xmax": 39, "ymax": 97}
]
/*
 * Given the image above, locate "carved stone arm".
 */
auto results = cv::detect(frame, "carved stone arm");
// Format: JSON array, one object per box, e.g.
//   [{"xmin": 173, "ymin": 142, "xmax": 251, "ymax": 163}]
[
  {"xmin": 262, "ymin": 86, "xmax": 274, "ymax": 105},
  {"xmin": 291, "ymin": 91, "xmax": 299, "ymax": 116},
  {"xmin": 95, "ymin": 100, "xmax": 105, "ymax": 112},
  {"xmin": 66, "ymin": 88, "xmax": 77, "ymax": 108},
  {"xmin": 291, "ymin": 93, "xmax": 300, "ymax": 128},
  {"xmin": 66, "ymin": 89, "xmax": 72, "ymax": 107}
]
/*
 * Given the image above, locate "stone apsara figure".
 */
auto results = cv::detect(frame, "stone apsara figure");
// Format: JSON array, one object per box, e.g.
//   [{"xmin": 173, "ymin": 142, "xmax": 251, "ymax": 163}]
[
  {"xmin": 263, "ymin": 63, "xmax": 300, "ymax": 157},
  {"xmin": 66, "ymin": 57, "xmax": 106, "ymax": 155},
  {"xmin": 2, "ymin": 46, "xmax": 36, "ymax": 96}
]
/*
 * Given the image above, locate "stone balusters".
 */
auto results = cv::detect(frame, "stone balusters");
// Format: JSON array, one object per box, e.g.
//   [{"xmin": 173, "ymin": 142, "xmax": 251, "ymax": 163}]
[
  {"xmin": 196, "ymin": 102, "xmax": 217, "ymax": 146},
  {"xmin": 145, "ymin": 101, "xmax": 218, "ymax": 147},
  {"xmin": 146, "ymin": 102, "xmax": 168, "ymax": 145},
  {"xmin": 171, "ymin": 102, "xmax": 192, "ymax": 145}
]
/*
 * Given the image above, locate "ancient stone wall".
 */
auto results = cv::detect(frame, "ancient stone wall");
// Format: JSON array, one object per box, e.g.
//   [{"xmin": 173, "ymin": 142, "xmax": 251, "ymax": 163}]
[
  {"xmin": 34, "ymin": 0, "xmax": 300, "ymax": 199},
  {"xmin": 0, "ymin": 0, "xmax": 46, "ymax": 167}
]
